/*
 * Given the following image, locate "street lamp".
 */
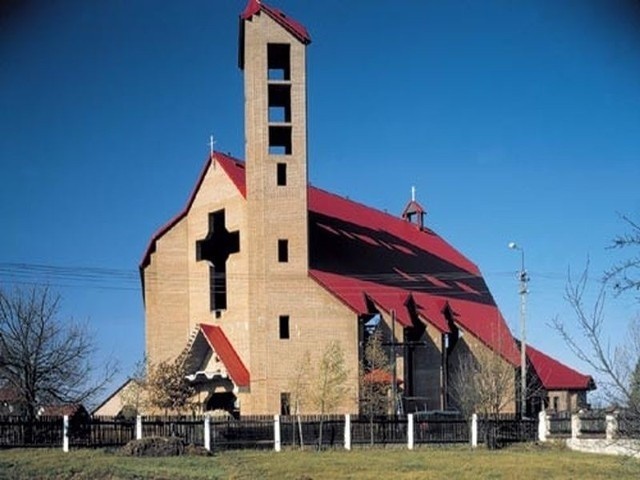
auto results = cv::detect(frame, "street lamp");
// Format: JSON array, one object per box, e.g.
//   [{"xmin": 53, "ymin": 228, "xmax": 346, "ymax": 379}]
[{"xmin": 509, "ymin": 242, "xmax": 529, "ymax": 418}]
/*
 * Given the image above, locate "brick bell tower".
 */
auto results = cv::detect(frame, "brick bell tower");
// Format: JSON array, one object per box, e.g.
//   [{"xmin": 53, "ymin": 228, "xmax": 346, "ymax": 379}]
[{"xmin": 239, "ymin": 1, "xmax": 312, "ymax": 410}]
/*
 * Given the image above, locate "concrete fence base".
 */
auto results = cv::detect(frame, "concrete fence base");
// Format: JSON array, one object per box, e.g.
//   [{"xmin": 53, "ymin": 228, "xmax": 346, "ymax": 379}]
[{"xmin": 566, "ymin": 438, "xmax": 640, "ymax": 458}]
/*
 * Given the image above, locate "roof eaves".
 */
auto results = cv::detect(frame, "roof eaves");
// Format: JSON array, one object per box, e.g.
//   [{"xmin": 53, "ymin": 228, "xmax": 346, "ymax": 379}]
[
  {"xmin": 308, "ymin": 270, "xmax": 362, "ymax": 315},
  {"xmin": 139, "ymin": 152, "xmax": 245, "ymax": 271},
  {"xmin": 200, "ymin": 324, "xmax": 250, "ymax": 388},
  {"xmin": 239, "ymin": 0, "xmax": 311, "ymax": 69},
  {"xmin": 240, "ymin": 0, "xmax": 311, "ymax": 44}
]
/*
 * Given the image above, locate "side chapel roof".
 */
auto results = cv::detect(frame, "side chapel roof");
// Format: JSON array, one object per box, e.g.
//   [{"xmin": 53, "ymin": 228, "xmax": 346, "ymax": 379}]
[{"xmin": 526, "ymin": 343, "xmax": 596, "ymax": 391}]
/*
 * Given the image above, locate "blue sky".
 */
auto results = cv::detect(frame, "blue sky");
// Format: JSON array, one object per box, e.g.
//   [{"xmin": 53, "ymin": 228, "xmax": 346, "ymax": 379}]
[{"xmin": 1, "ymin": 0, "xmax": 639, "ymax": 404}]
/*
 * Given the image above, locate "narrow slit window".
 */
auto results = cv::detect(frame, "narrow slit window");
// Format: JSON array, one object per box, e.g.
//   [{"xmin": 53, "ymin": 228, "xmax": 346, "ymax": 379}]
[
  {"xmin": 277, "ymin": 163, "xmax": 287, "ymax": 186},
  {"xmin": 280, "ymin": 392, "xmax": 291, "ymax": 415},
  {"xmin": 279, "ymin": 315, "xmax": 290, "ymax": 339},
  {"xmin": 278, "ymin": 239, "xmax": 289, "ymax": 263},
  {"xmin": 268, "ymin": 43, "xmax": 291, "ymax": 80}
]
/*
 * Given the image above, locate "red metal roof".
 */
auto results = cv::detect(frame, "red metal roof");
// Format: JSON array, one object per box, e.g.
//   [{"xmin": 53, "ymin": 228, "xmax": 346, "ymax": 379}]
[
  {"xmin": 241, "ymin": 0, "xmax": 311, "ymax": 45},
  {"xmin": 0, "ymin": 386, "xmax": 21, "ymax": 403},
  {"xmin": 199, "ymin": 324, "xmax": 250, "ymax": 388},
  {"xmin": 526, "ymin": 343, "xmax": 595, "ymax": 391}
]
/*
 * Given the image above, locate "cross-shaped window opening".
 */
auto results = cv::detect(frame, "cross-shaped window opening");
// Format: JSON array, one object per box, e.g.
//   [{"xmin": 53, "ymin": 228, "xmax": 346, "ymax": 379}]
[{"xmin": 195, "ymin": 209, "xmax": 240, "ymax": 311}]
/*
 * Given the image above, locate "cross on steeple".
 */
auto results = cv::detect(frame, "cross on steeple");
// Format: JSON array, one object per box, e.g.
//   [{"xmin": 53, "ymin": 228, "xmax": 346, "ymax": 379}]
[{"xmin": 196, "ymin": 209, "xmax": 240, "ymax": 311}]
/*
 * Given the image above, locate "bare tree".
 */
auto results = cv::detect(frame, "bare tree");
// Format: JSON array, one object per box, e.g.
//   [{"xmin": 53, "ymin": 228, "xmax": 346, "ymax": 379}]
[
  {"xmin": 553, "ymin": 267, "xmax": 640, "ymax": 422},
  {"xmin": 605, "ymin": 215, "xmax": 640, "ymax": 297},
  {"xmin": 310, "ymin": 340, "xmax": 348, "ymax": 448},
  {"xmin": 553, "ymin": 215, "xmax": 640, "ymax": 440},
  {"xmin": 0, "ymin": 285, "xmax": 117, "ymax": 422},
  {"xmin": 359, "ymin": 330, "xmax": 391, "ymax": 413},
  {"xmin": 631, "ymin": 359, "xmax": 640, "ymax": 405},
  {"xmin": 449, "ymin": 346, "xmax": 516, "ymax": 420},
  {"xmin": 145, "ymin": 353, "xmax": 195, "ymax": 415},
  {"xmin": 359, "ymin": 330, "xmax": 392, "ymax": 445},
  {"xmin": 288, "ymin": 350, "xmax": 311, "ymax": 449}
]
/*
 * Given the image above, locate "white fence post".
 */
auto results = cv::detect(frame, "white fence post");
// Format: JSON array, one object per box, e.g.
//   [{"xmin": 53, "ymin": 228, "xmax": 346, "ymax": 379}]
[
  {"xmin": 204, "ymin": 415, "xmax": 211, "ymax": 451},
  {"xmin": 538, "ymin": 410, "xmax": 547, "ymax": 442},
  {"xmin": 274, "ymin": 414, "xmax": 281, "ymax": 452},
  {"xmin": 606, "ymin": 414, "xmax": 617, "ymax": 441},
  {"xmin": 62, "ymin": 415, "xmax": 69, "ymax": 453},
  {"xmin": 408, "ymin": 413, "xmax": 414, "ymax": 450},
  {"xmin": 471, "ymin": 414, "xmax": 478, "ymax": 448},
  {"xmin": 136, "ymin": 415, "xmax": 142, "ymax": 440},
  {"xmin": 344, "ymin": 414, "xmax": 351, "ymax": 450},
  {"xmin": 571, "ymin": 413, "xmax": 580, "ymax": 440}
]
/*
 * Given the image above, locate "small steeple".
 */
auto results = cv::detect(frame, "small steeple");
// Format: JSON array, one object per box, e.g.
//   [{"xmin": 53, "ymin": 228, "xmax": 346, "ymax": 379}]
[{"xmin": 402, "ymin": 185, "xmax": 427, "ymax": 230}]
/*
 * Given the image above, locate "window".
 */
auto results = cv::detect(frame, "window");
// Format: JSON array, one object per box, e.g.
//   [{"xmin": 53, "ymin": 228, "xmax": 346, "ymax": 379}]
[
  {"xmin": 269, "ymin": 125, "xmax": 292, "ymax": 155},
  {"xmin": 277, "ymin": 163, "xmax": 287, "ymax": 186},
  {"xmin": 267, "ymin": 46, "xmax": 292, "ymax": 157},
  {"xmin": 195, "ymin": 209, "xmax": 240, "ymax": 312},
  {"xmin": 279, "ymin": 315, "xmax": 290, "ymax": 339},
  {"xmin": 268, "ymin": 43, "xmax": 291, "ymax": 81},
  {"xmin": 280, "ymin": 392, "xmax": 291, "ymax": 415},
  {"xmin": 278, "ymin": 239, "xmax": 289, "ymax": 263},
  {"xmin": 268, "ymin": 84, "xmax": 291, "ymax": 123},
  {"xmin": 552, "ymin": 396, "xmax": 559, "ymax": 412}
]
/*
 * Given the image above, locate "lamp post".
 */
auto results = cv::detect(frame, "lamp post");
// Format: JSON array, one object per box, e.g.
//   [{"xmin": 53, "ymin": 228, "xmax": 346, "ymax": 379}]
[{"xmin": 508, "ymin": 242, "xmax": 529, "ymax": 418}]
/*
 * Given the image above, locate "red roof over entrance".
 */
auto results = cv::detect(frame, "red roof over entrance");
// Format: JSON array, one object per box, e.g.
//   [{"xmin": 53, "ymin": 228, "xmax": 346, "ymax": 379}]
[{"xmin": 200, "ymin": 324, "xmax": 250, "ymax": 388}]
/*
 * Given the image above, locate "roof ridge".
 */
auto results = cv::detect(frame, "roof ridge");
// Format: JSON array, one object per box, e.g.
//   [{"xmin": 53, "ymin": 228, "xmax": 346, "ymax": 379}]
[
  {"xmin": 309, "ymin": 184, "xmax": 436, "ymax": 234},
  {"xmin": 240, "ymin": 0, "xmax": 311, "ymax": 45}
]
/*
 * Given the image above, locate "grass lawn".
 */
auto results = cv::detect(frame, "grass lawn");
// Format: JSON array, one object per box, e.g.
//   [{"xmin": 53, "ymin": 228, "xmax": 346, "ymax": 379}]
[{"xmin": 1, "ymin": 444, "xmax": 639, "ymax": 480}]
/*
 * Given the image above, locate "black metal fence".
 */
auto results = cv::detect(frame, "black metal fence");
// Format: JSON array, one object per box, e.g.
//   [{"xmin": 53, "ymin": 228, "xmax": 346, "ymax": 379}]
[
  {"xmin": 140, "ymin": 416, "xmax": 204, "ymax": 446},
  {"xmin": 548, "ymin": 412, "xmax": 571, "ymax": 436},
  {"xmin": 617, "ymin": 411, "xmax": 640, "ymax": 439},
  {"xmin": 69, "ymin": 416, "xmax": 136, "ymax": 447},
  {"xmin": 0, "ymin": 413, "xmax": 548, "ymax": 450},
  {"xmin": 212, "ymin": 415, "xmax": 274, "ymax": 450},
  {"xmin": 0, "ymin": 416, "xmax": 62, "ymax": 448},
  {"xmin": 281, "ymin": 415, "xmax": 343, "ymax": 449},
  {"xmin": 478, "ymin": 414, "xmax": 537, "ymax": 448},
  {"xmin": 414, "ymin": 413, "xmax": 469, "ymax": 444},
  {"xmin": 578, "ymin": 411, "xmax": 606, "ymax": 438},
  {"xmin": 352, "ymin": 415, "xmax": 408, "ymax": 446}
]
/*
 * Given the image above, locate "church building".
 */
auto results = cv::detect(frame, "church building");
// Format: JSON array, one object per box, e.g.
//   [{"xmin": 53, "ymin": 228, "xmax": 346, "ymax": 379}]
[{"xmin": 137, "ymin": 0, "xmax": 594, "ymax": 417}]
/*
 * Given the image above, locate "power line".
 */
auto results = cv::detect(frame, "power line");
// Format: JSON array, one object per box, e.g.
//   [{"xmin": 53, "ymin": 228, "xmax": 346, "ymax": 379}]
[{"xmin": 0, "ymin": 261, "xmax": 573, "ymax": 294}]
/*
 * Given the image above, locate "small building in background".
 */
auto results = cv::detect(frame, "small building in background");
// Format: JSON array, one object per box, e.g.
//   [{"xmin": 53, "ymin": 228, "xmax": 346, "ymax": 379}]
[
  {"xmin": 526, "ymin": 344, "xmax": 596, "ymax": 412},
  {"xmin": 0, "ymin": 386, "xmax": 26, "ymax": 417}
]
